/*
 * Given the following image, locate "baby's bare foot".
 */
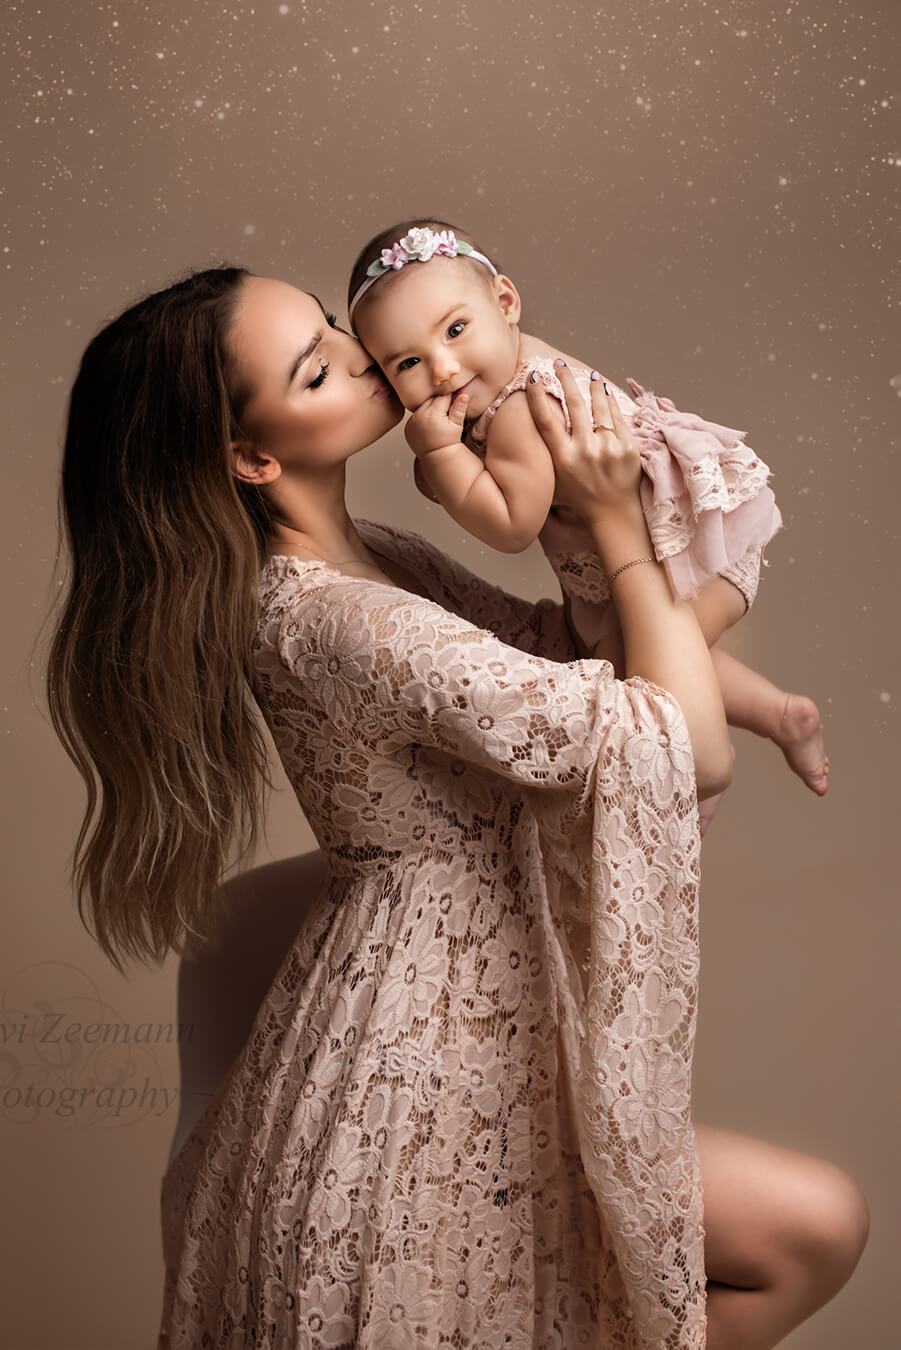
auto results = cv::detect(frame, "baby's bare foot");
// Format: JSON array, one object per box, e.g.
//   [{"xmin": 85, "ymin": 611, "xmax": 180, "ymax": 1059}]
[{"xmin": 775, "ymin": 692, "xmax": 830, "ymax": 795}]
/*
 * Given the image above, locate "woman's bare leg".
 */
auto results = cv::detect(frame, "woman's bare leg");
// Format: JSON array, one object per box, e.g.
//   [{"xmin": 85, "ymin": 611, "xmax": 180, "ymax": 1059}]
[{"xmin": 695, "ymin": 1120, "xmax": 870, "ymax": 1349}]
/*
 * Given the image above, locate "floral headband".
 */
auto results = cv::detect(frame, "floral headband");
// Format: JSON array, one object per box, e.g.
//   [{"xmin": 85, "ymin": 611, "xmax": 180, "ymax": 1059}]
[{"xmin": 348, "ymin": 226, "xmax": 498, "ymax": 323}]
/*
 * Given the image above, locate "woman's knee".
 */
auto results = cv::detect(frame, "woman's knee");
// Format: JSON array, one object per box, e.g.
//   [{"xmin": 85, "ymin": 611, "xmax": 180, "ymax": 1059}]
[
  {"xmin": 693, "ymin": 1121, "xmax": 870, "ymax": 1294},
  {"xmin": 785, "ymin": 1159, "xmax": 870, "ymax": 1289}
]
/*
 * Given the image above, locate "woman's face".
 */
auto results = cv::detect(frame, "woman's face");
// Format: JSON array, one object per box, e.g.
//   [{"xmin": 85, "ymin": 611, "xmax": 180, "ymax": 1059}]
[{"xmin": 228, "ymin": 276, "xmax": 403, "ymax": 469}]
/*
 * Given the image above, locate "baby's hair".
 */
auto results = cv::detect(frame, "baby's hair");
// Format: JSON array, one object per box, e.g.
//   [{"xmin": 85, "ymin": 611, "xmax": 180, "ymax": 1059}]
[{"xmin": 346, "ymin": 216, "xmax": 500, "ymax": 330}]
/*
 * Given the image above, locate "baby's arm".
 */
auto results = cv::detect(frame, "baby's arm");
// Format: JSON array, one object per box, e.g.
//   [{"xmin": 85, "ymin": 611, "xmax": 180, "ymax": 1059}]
[{"xmin": 407, "ymin": 389, "xmax": 557, "ymax": 554}]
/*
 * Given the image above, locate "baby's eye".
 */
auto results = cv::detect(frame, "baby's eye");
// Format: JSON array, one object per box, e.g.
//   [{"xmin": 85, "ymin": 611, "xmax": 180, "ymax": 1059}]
[
  {"xmin": 447, "ymin": 321, "xmax": 466, "ymax": 338},
  {"xmin": 397, "ymin": 356, "xmax": 420, "ymax": 373},
  {"xmin": 324, "ymin": 310, "xmax": 340, "ymax": 329}
]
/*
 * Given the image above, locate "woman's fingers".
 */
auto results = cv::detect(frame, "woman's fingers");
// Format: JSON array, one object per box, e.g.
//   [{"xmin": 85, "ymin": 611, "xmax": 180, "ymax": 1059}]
[
  {"xmin": 592, "ymin": 375, "xmax": 638, "ymax": 462},
  {"xmin": 589, "ymin": 371, "xmax": 613, "ymax": 433},
  {"xmin": 553, "ymin": 360, "xmax": 592, "ymax": 442},
  {"xmin": 525, "ymin": 371, "xmax": 569, "ymax": 458},
  {"xmin": 604, "ymin": 379, "xmax": 629, "ymax": 439}
]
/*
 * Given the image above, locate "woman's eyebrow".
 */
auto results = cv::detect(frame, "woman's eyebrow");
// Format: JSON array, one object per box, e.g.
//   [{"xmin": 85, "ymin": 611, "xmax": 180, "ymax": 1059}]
[{"xmin": 287, "ymin": 332, "xmax": 322, "ymax": 387}]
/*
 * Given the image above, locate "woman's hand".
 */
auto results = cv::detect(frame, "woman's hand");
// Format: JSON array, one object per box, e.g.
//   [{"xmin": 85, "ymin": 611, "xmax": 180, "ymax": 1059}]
[{"xmin": 525, "ymin": 364, "xmax": 642, "ymax": 526}]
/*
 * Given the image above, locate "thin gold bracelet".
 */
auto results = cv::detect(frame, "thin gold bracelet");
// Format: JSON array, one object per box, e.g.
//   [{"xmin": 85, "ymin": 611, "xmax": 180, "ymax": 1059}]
[{"xmin": 607, "ymin": 554, "xmax": 656, "ymax": 585}]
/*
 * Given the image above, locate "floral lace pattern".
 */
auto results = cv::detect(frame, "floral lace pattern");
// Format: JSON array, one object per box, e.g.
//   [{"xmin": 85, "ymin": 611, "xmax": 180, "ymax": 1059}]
[{"xmin": 157, "ymin": 520, "xmax": 707, "ymax": 1349}]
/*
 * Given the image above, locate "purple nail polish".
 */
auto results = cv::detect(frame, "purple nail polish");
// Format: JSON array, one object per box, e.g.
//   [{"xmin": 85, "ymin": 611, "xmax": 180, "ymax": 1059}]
[
  {"xmin": 553, "ymin": 357, "xmax": 566, "ymax": 368},
  {"xmin": 590, "ymin": 370, "xmax": 601, "ymax": 381},
  {"xmin": 603, "ymin": 380, "xmax": 610, "ymax": 394},
  {"xmin": 529, "ymin": 370, "xmax": 539, "ymax": 383}
]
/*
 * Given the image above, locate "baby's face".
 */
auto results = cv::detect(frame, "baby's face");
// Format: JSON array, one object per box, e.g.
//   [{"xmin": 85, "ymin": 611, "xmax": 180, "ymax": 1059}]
[{"xmin": 353, "ymin": 259, "xmax": 521, "ymax": 419}]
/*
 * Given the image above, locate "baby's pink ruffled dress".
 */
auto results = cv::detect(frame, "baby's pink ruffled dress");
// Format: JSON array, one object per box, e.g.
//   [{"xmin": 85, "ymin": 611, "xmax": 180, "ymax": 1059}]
[{"xmin": 465, "ymin": 357, "xmax": 783, "ymax": 651}]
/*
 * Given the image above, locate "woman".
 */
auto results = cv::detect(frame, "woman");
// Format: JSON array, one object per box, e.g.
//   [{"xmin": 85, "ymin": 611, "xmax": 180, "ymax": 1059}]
[{"xmin": 47, "ymin": 266, "xmax": 868, "ymax": 1348}]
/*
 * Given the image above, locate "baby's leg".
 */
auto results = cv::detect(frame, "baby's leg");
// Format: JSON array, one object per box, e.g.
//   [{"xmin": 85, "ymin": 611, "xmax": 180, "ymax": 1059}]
[
  {"xmin": 711, "ymin": 648, "xmax": 830, "ymax": 796},
  {"xmin": 687, "ymin": 576, "xmax": 830, "ymax": 796}
]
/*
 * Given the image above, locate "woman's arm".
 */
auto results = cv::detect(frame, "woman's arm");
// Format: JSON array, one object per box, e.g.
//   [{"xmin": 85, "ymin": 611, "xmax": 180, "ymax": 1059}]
[
  {"xmin": 564, "ymin": 565, "xmax": 745, "ymax": 667},
  {"xmin": 525, "ymin": 366, "xmax": 734, "ymax": 798},
  {"xmin": 587, "ymin": 504, "xmax": 732, "ymax": 797}
]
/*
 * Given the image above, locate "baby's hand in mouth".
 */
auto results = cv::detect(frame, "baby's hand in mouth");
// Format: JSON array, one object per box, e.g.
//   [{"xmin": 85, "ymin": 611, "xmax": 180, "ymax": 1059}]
[{"xmin": 404, "ymin": 389, "xmax": 472, "ymax": 458}]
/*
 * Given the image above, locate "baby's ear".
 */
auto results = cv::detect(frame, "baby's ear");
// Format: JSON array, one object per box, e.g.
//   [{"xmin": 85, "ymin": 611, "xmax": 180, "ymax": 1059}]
[{"xmin": 492, "ymin": 273, "xmax": 522, "ymax": 326}]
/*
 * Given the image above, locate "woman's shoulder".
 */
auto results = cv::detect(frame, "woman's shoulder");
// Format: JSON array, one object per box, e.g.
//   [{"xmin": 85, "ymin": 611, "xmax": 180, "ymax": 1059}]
[
  {"xmin": 254, "ymin": 519, "xmax": 545, "ymax": 650},
  {"xmin": 255, "ymin": 521, "xmax": 457, "ymax": 630}
]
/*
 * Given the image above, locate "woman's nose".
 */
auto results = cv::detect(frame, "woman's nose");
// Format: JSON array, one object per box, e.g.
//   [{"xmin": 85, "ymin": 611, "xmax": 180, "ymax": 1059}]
[{"xmin": 345, "ymin": 332, "xmax": 379, "ymax": 379}]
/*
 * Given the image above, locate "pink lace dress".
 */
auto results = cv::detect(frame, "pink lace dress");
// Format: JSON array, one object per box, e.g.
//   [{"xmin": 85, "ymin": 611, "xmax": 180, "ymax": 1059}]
[
  {"xmin": 465, "ymin": 358, "xmax": 783, "ymax": 653},
  {"xmin": 158, "ymin": 519, "xmax": 708, "ymax": 1350}
]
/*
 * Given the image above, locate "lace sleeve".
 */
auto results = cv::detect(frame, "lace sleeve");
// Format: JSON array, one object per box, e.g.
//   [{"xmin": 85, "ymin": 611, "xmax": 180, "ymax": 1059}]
[
  {"xmin": 357, "ymin": 518, "xmax": 577, "ymax": 660},
  {"xmin": 277, "ymin": 578, "xmax": 708, "ymax": 1346}
]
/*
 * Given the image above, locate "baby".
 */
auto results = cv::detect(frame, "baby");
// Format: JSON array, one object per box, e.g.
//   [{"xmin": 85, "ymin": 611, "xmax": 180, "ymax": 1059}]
[{"xmin": 346, "ymin": 218, "xmax": 829, "ymax": 811}]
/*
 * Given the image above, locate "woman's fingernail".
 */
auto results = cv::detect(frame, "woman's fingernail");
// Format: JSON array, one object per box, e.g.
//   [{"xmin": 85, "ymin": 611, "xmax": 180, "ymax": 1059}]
[
  {"xmin": 529, "ymin": 370, "xmax": 539, "ymax": 383},
  {"xmin": 590, "ymin": 370, "xmax": 601, "ymax": 381},
  {"xmin": 553, "ymin": 357, "xmax": 566, "ymax": 368},
  {"xmin": 603, "ymin": 380, "xmax": 610, "ymax": 394}
]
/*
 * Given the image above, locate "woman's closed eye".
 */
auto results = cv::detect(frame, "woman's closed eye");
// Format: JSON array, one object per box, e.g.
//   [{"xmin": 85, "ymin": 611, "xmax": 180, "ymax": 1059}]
[
  {"xmin": 308, "ymin": 360, "xmax": 330, "ymax": 390},
  {"xmin": 306, "ymin": 313, "xmax": 342, "ymax": 388},
  {"xmin": 292, "ymin": 311, "xmax": 340, "ymax": 391}
]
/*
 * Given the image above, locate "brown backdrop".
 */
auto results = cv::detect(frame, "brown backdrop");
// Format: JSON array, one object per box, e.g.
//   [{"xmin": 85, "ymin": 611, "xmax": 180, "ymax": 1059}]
[{"xmin": 3, "ymin": 0, "xmax": 898, "ymax": 1345}]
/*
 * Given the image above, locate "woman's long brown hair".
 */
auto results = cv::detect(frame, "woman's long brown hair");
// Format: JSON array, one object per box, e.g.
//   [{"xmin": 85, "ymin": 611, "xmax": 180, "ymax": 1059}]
[{"xmin": 44, "ymin": 265, "xmax": 279, "ymax": 973}]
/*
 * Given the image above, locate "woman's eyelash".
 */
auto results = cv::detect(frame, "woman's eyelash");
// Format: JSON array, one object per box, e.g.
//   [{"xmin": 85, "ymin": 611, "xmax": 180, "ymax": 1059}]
[
  {"xmin": 306, "ymin": 313, "xmax": 340, "ymax": 386},
  {"xmin": 307, "ymin": 315, "xmax": 340, "ymax": 387}
]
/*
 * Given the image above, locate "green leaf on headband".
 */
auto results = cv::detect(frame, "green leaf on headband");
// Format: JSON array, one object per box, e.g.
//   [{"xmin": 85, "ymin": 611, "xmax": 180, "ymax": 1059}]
[
  {"xmin": 455, "ymin": 240, "xmax": 474, "ymax": 255},
  {"xmin": 366, "ymin": 259, "xmax": 387, "ymax": 277}
]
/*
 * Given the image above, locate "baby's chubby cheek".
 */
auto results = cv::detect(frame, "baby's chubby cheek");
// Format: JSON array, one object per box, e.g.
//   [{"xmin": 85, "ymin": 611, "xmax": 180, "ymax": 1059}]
[
  {"xmin": 392, "ymin": 380, "xmax": 421, "ymax": 413},
  {"xmin": 385, "ymin": 376, "xmax": 431, "ymax": 414}
]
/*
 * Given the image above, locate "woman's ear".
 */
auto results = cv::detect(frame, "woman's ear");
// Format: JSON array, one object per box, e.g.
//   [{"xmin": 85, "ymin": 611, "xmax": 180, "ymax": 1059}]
[
  {"xmin": 492, "ymin": 273, "xmax": 522, "ymax": 327},
  {"xmin": 231, "ymin": 438, "xmax": 281, "ymax": 487}
]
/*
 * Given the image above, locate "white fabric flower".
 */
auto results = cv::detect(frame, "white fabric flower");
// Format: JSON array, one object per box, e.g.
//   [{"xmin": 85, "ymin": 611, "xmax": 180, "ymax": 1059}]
[{"xmin": 400, "ymin": 226, "xmax": 442, "ymax": 261}]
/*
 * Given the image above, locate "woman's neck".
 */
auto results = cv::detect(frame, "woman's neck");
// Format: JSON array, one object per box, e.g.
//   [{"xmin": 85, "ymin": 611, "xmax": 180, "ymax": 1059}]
[{"xmin": 265, "ymin": 469, "xmax": 374, "ymax": 566}]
